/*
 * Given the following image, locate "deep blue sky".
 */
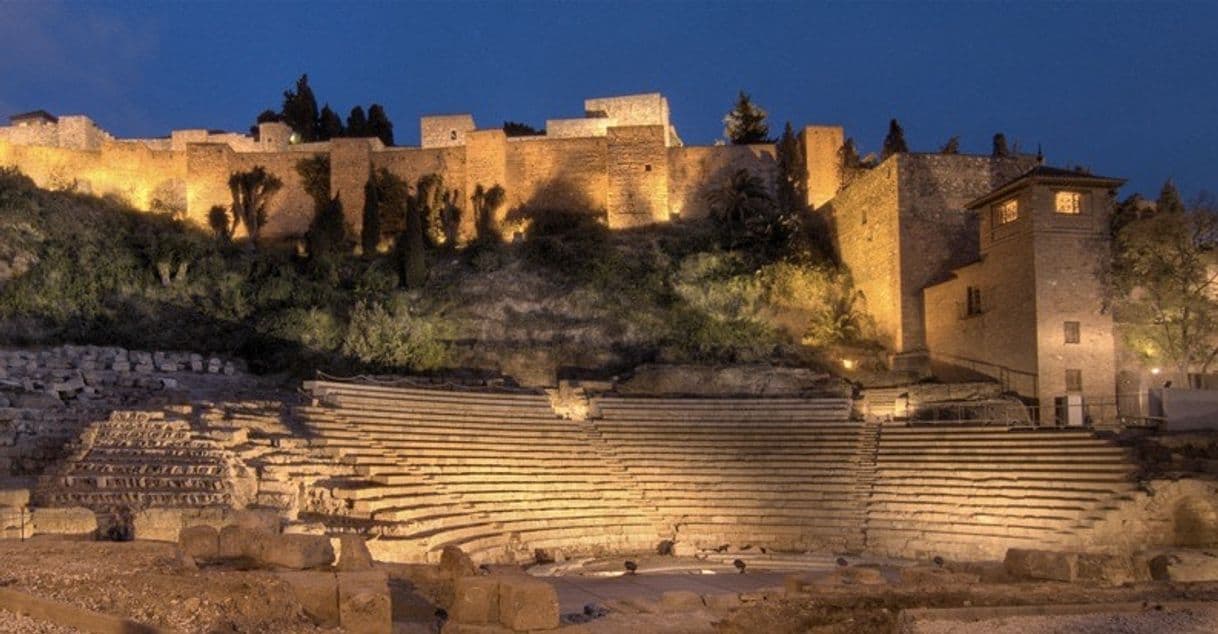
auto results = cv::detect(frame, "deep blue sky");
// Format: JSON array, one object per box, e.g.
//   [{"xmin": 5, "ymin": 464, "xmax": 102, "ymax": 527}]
[{"xmin": 1, "ymin": 1, "xmax": 1215, "ymax": 198}]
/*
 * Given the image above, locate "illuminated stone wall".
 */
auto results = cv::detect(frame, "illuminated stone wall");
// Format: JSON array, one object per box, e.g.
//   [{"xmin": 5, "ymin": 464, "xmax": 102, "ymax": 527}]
[
  {"xmin": 825, "ymin": 153, "xmax": 1035, "ymax": 367},
  {"xmin": 667, "ymin": 144, "xmax": 778, "ymax": 220}
]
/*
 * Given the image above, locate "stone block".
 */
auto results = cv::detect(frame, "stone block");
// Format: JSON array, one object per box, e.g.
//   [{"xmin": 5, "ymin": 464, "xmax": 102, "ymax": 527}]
[
  {"xmin": 701, "ymin": 592, "xmax": 742, "ymax": 612},
  {"xmin": 278, "ymin": 571, "xmax": 339, "ymax": 627},
  {"xmin": 283, "ymin": 521, "xmax": 327, "ymax": 535},
  {"xmin": 336, "ymin": 534, "xmax": 375, "ymax": 571},
  {"xmin": 442, "ymin": 623, "xmax": 512, "ymax": 634},
  {"xmin": 1149, "ymin": 550, "xmax": 1218, "ymax": 582},
  {"xmin": 0, "ymin": 487, "xmax": 30, "ymax": 508},
  {"xmin": 131, "ymin": 508, "xmax": 182, "ymax": 542},
  {"xmin": 451, "ymin": 576, "xmax": 500, "ymax": 624},
  {"xmin": 1004, "ymin": 548, "xmax": 1078, "ymax": 582},
  {"xmin": 231, "ymin": 509, "xmax": 281, "ymax": 534},
  {"xmin": 899, "ymin": 566, "xmax": 980, "ymax": 587},
  {"xmin": 672, "ymin": 541, "xmax": 699, "ymax": 557},
  {"xmin": 498, "ymin": 577, "xmax": 559, "ymax": 631},
  {"xmin": 218, "ymin": 525, "xmax": 272, "ymax": 560},
  {"xmin": 441, "ymin": 545, "xmax": 477, "ymax": 578},
  {"xmin": 261, "ymin": 533, "xmax": 335, "ymax": 569},
  {"xmin": 659, "ymin": 590, "xmax": 704, "ymax": 612},
  {"xmin": 1076, "ymin": 553, "xmax": 1138, "ymax": 586},
  {"xmin": 338, "ymin": 571, "xmax": 392, "ymax": 634},
  {"xmin": 30, "ymin": 507, "xmax": 96, "ymax": 537},
  {"xmin": 0, "ymin": 508, "xmax": 32, "ymax": 539},
  {"xmin": 179, "ymin": 525, "xmax": 219, "ymax": 560}
]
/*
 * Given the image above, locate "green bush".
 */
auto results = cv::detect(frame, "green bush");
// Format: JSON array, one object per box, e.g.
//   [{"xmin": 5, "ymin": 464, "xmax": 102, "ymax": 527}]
[{"xmin": 341, "ymin": 298, "xmax": 451, "ymax": 371}]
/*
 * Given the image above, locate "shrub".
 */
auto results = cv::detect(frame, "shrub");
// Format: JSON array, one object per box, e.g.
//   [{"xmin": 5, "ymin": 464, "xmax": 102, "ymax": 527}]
[{"xmin": 341, "ymin": 299, "xmax": 451, "ymax": 371}]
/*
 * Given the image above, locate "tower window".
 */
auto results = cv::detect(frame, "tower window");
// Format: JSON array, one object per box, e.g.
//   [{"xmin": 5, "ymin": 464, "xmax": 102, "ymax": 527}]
[
  {"xmin": 1064, "ymin": 321, "xmax": 1081, "ymax": 344},
  {"xmin": 450, "ymin": 130, "xmax": 458, "ymax": 140},
  {"xmin": 644, "ymin": 164, "xmax": 652, "ymax": 172},
  {"xmin": 995, "ymin": 198, "xmax": 1019, "ymax": 225},
  {"xmin": 1066, "ymin": 369, "xmax": 1083, "ymax": 392},
  {"xmin": 965, "ymin": 286, "xmax": 983, "ymax": 316},
  {"xmin": 1055, "ymin": 191, "xmax": 1082, "ymax": 214}
]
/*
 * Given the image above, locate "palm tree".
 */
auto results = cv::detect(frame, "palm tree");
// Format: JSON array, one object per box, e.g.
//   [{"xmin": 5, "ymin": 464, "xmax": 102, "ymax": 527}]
[
  {"xmin": 228, "ymin": 166, "xmax": 283, "ymax": 248},
  {"xmin": 706, "ymin": 169, "xmax": 775, "ymax": 248}
]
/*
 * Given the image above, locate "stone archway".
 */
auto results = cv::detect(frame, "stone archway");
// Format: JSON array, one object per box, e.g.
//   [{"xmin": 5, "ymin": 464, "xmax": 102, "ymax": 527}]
[{"xmin": 1173, "ymin": 496, "xmax": 1218, "ymax": 547}]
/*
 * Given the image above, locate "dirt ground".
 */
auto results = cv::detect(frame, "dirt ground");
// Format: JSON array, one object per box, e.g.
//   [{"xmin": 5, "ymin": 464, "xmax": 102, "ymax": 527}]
[{"xmin": 0, "ymin": 537, "xmax": 328, "ymax": 633}]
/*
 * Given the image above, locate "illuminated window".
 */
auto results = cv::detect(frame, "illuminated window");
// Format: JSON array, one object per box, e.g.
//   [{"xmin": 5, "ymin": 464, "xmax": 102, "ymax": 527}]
[
  {"xmin": 965, "ymin": 286, "xmax": 983, "ymax": 316},
  {"xmin": 995, "ymin": 198, "xmax": 1018, "ymax": 225},
  {"xmin": 1066, "ymin": 369, "xmax": 1083, "ymax": 392},
  {"xmin": 1064, "ymin": 321, "xmax": 1080, "ymax": 344},
  {"xmin": 1055, "ymin": 191, "xmax": 1082, "ymax": 214}
]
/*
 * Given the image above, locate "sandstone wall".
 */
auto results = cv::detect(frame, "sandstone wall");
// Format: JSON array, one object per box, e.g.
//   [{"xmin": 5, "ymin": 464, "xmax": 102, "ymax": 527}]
[
  {"xmin": 0, "ymin": 139, "xmax": 180, "ymax": 211},
  {"xmin": 667, "ymin": 144, "xmax": 777, "ymax": 220},
  {"xmin": 606, "ymin": 126, "xmax": 669, "ymax": 228},
  {"xmin": 504, "ymin": 135, "xmax": 608, "ymax": 216}
]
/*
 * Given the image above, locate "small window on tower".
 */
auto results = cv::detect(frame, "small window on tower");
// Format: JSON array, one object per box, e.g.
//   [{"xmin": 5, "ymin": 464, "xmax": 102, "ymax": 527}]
[
  {"xmin": 995, "ymin": 198, "xmax": 1019, "ymax": 225},
  {"xmin": 1056, "ymin": 191, "xmax": 1082, "ymax": 214},
  {"xmin": 965, "ymin": 286, "xmax": 983, "ymax": 316},
  {"xmin": 450, "ymin": 130, "xmax": 458, "ymax": 140},
  {"xmin": 1064, "ymin": 321, "xmax": 1081, "ymax": 344},
  {"xmin": 644, "ymin": 164, "xmax": 652, "ymax": 172},
  {"xmin": 1066, "ymin": 369, "xmax": 1083, "ymax": 392}
]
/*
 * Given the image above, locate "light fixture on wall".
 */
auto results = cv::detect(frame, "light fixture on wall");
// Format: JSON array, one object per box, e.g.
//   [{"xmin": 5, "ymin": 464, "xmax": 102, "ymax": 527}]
[
  {"xmin": 1150, "ymin": 367, "xmax": 1161, "ymax": 375},
  {"xmin": 841, "ymin": 358, "xmax": 857, "ymax": 371}
]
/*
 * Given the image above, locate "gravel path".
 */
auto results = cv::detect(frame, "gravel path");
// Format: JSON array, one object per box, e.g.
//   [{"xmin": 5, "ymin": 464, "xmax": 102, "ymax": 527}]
[{"xmin": 913, "ymin": 604, "xmax": 1218, "ymax": 634}]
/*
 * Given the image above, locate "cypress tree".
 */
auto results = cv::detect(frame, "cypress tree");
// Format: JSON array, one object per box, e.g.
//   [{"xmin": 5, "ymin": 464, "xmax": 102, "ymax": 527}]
[
  {"xmin": 399, "ymin": 196, "xmax": 427, "ymax": 288},
  {"xmin": 775, "ymin": 122, "xmax": 807, "ymax": 212},
  {"xmin": 992, "ymin": 133, "xmax": 1010, "ymax": 158},
  {"xmin": 281, "ymin": 74, "xmax": 320, "ymax": 142},
  {"xmin": 881, "ymin": 119, "xmax": 908, "ymax": 160},
  {"xmin": 840, "ymin": 137, "xmax": 861, "ymax": 170},
  {"xmin": 347, "ymin": 106, "xmax": 368, "ymax": 138},
  {"xmin": 361, "ymin": 177, "xmax": 382, "ymax": 255},
  {"xmin": 939, "ymin": 136, "xmax": 960, "ymax": 154},
  {"xmin": 307, "ymin": 194, "xmax": 347, "ymax": 258},
  {"xmin": 366, "ymin": 104, "xmax": 395, "ymax": 146},
  {"xmin": 318, "ymin": 104, "xmax": 344, "ymax": 140}
]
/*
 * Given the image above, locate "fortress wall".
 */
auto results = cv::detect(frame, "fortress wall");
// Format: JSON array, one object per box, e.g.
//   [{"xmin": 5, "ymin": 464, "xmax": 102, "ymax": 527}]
[
  {"xmin": 823, "ymin": 160, "xmax": 903, "ymax": 352},
  {"xmin": 504, "ymin": 135, "xmax": 608, "ymax": 217},
  {"xmin": 0, "ymin": 124, "xmax": 60, "ymax": 147},
  {"xmin": 0, "ymin": 139, "xmax": 179, "ymax": 211},
  {"xmin": 606, "ymin": 125, "xmax": 669, "ymax": 228},
  {"xmin": 371, "ymin": 144, "xmax": 467, "ymax": 236},
  {"xmin": 802, "ymin": 126, "xmax": 843, "ymax": 209},
  {"xmin": 227, "ymin": 150, "xmax": 318, "ymax": 239},
  {"xmin": 667, "ymin": 144, "xmax": 778, "ymax": 220},
  {"xmin": 463, "ymin": 130, "xmax": 507, "ymax": 238},
  {"xmin": 546, "ymin": 118, "xmax": 614, "ymax": 138},
  {"xmin": 185, "ymin": 144, "xmax": 235, "ymax": 230},
  {"xmin": 895, "ymin": 154, "xmax": 1036, "ymax": 356},
  {"xmin": 329, "ymin": 139, "xmax": 375, "ymax": 235}
]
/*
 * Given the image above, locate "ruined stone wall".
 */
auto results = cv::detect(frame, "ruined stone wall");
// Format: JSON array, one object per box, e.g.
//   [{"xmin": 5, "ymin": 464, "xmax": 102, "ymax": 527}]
[
  {"xmin": 822, "ymin": 160, "xmax": 903, "ymax": 351},
  {"xmin": 667, "ymin": 144, "xmax": 777, "ymax": 220}
]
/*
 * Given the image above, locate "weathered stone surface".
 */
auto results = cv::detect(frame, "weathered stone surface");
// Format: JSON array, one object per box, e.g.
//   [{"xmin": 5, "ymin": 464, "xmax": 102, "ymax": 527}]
[
  {"xmin": 1076, "ymin": 553, "xmax": 1139, "ymax": 586},
  {"xmin": 278, "ymin": 571, "xmax": 339, "ymax": 627},
  {"xmin": 0, "ymin": 487, "xmax": 30, "ymax": 508},
  {"xmin": 441, "ymin": 623, "xmax": 512, "ymax": 634},
  {"xmin": 261, "ymin": 533, "xmax": 335, "ymax": 570},
  {"xmin": 218, "ymin": 525, "xmax": 272, "ymax": 560},
  {"xmin": 336, "ymin": 534, "xmax": 375, "ymax": 571},
  {"xmin": 618, "ymin": 364, "xmax": 835, "ymax": 397},
  {"xmin": 441, "ymin": 545, "xmax": 477, "ymax": 578},
  {"xmin": 0, "ymin": 508, "xmax": 32, "ymax": 539},
  {"xmin": 231, "ymin": 509, "xmax": 281, "ymax": 534},
  {"xmin": 131, "ymin": 508, "xmax": 182, "ymax": 542},
  {"xmin": 498, "ymin": 577, "xmax": 559, "ymax": 631},
  {"xmin": 1149, "ymin": 550, "xmax": 1218, "ymax": 582},
  {"xmin": 30, "ymin": 507, "xmax": 96, "ymax": 537},
  {"xmin": 659, "ymin": 590, "xmax": 704, "ymax": 612},
  {"xmin": 338, "ymin": 571, "xmax": 392, "ymax": 634},
  {"xmin": 178, "ymin": 525, "xmax": 219, "ymax": 560},
  {"xmin": 899, "ymin": 566, "xmax": 981, "ymax": 587},
  {"xmin": 1004, "ymin": 548, "xmax": 1078, "ymax": 582},
  {"xmin": 701, "ymin": 592, "xmax": 742, "ymax": 612},
  {"xmin": 451, "ymin": 576, "xmax": 501, "ymax": 624}
]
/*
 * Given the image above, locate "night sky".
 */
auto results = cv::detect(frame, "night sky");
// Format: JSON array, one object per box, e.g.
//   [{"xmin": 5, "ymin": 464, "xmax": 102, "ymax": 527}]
[{"xmin": 1, "ymin": 1, "xmax": 1214, "ymax": 198}]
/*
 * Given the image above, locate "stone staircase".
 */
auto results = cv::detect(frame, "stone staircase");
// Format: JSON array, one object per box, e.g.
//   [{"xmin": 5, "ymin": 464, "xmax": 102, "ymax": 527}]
[{"xmin": 33, "ymin": 410, "xmax": 250, "ymax": 511}]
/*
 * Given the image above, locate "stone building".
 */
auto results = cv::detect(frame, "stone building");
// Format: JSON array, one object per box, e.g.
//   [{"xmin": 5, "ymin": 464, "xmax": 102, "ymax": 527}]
[{"xmin": 922, "ymin": 167, "xmax": 1124, "ymax": 417}]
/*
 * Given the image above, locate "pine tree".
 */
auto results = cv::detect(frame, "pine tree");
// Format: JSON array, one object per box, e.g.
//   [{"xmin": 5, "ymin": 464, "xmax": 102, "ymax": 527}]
[
  {"xmin": 318, "ymin": 105, "xmax": 344, "ymax": 140},
  {"xmin": 503, "ymin": 121, "xmax": 542, "ymax": 137},
  {"xmin": 992, "ymin": 133, "xmax": 1010, "ymax": 158},
  {"xmin": 361, "ymin": 177, "xmax": 382, "ymax": 255},
  {"xmin": 366, "ymin": 104, "xmax": 395, "ymax": 146},
  {"xmin": 281, "ymin": 74, "xmax": 320, "ymax": 142},
  {"xmin": 723, "ymin": 91, "xmax": 771, "ymax": 145},
  {"xmin": 881, "ymin": 119, "xmax": 908, "ymax": 160},
  {"xmin": 939, "ymin": 136, "xmax": 960, "ymax": 154},
  {"xmin": 1158, "ymin": 179, "xmax": 1186, "ymax": 215},
  {"xmin": 347, "ymin": 106, "xmax": 368, "ymax": 138}
]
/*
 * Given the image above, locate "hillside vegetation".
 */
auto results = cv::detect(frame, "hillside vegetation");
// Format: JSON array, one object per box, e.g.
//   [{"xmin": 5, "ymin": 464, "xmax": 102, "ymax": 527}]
[{"xmin": 0, "ymin": 167, "xmax": 874, "ymax": 382}]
